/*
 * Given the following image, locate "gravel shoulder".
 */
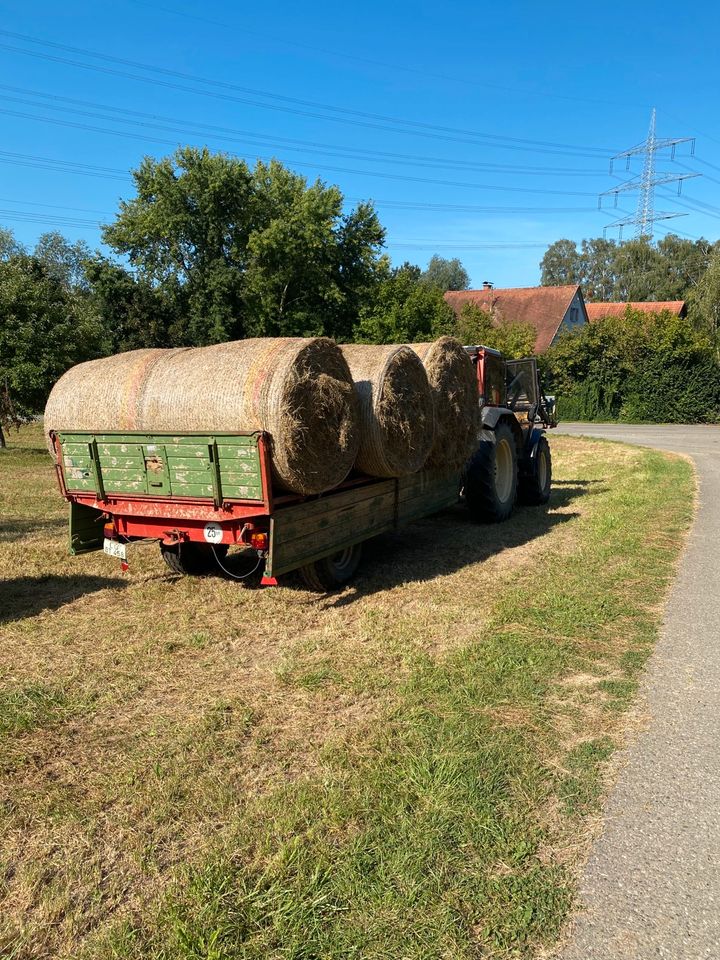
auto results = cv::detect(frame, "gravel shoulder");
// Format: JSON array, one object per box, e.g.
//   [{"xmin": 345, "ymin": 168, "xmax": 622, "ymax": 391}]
[{"xmin": 555, "ymin": 424, "xmax": 720, "ymax": 959}]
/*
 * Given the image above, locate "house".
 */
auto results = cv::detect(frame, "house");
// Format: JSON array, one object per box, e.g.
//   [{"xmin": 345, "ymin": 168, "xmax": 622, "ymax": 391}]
[
  {"xmin": 585, "ymin": 301, "xmax": 687, "ymax": 322},
  {"xmin": 443, "ymin": 283, "xmax": 588, "ymax": 354}
]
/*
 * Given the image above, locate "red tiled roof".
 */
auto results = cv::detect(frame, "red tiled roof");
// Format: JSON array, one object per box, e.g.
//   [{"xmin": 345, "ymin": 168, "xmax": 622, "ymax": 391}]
[
  {"xmin": 444, "ymin": 284, "xmax": 582, "ymax": 353},
  {"xmin": 586, "ymin": 301, "xmax": 686, "ymax": 321}
]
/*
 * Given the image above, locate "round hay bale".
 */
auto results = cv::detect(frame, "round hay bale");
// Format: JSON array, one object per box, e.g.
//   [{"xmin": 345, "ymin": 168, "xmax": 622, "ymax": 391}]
[
  {"xmin": 411, "ymin": 336, "xmax": 479, "ymax": 468},
  {"xmin": 44, "ymin": 338, "xmax": 360, "ymax": 496},
  {"xmin": 340, "ymin": 344, "xmax": 434, "ymax": 478},
  {"xmin": 44, "ymin": 347, "xmax": 169, "ymax": 438}
]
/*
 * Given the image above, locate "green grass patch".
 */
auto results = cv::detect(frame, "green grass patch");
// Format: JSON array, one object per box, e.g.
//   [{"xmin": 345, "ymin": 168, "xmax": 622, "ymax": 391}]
[
  {"xmin": 0, "ymin": 683, "xmax": 76, "ymax": 736},
  {"xmin": 91, "ymin": 443, "xmax": 693, "ymax": 960}
]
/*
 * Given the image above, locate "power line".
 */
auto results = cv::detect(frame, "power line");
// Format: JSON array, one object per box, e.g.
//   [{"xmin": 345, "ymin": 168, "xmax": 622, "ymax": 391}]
[
  {"xmin": 0, "ymin": 105, "xmax": 602, "ymax": 196},
  {"xmin": 0, "ymin": 149, "xmax": 131, "ymax": 180},
  {"xmin": 0, "ymin": 153, "xmax": 611, "ymax": 217},
  {"xmin": 0, "ymin": 30, "xmax": 616, "ymax": 157},
  {"xmin": 0, "ymin": 84, "xmax": 608, "ymax": 178},
  {"xmin": 129, "ymin": 0, "xmax": 645, "ymax": 111}
]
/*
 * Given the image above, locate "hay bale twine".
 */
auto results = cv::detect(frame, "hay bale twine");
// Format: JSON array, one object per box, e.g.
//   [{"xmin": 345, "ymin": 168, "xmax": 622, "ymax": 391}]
[
  {"xmin": 44, "ymin": 338, "xmax": 360, "ymax": 495},
  {"xmin": 340, "ymin": 344, "xmax": 434, "ymax": 477},
  {"xmin": 411, "ymin": 336, "xmax": 479, "ymax": 468}
]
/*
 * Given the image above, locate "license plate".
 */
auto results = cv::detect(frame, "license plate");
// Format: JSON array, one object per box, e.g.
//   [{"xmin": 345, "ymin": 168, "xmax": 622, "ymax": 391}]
[{"xmin": 103, "ymin": 538, "xmax": 127, "ymax": 560}]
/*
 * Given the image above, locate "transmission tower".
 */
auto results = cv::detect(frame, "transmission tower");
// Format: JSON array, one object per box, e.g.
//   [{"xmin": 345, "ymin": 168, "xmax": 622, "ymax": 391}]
[{"xmin": 599, "ymin": 108, "xmax": 699, "ymax": 239}]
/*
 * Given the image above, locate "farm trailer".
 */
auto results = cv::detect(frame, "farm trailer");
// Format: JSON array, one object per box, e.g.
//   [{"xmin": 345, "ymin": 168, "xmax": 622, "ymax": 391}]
[{"xmin": 50, "ymin": 350, "xmax": 555, "ymax": 591}]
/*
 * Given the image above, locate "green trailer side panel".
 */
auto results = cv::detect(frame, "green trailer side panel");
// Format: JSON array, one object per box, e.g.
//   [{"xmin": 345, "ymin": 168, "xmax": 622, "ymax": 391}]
[
  {"xmin": 57, "ymin": 431, "xmax": 264, "ymax": 501},
  {"xmin": 69, "ymin": 500, "xmax": 105, "ymax": 554}
]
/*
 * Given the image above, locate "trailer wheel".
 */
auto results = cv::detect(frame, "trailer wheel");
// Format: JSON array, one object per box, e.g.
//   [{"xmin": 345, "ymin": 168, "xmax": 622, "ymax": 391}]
[
  {"xmin": 161, "ymin": 542, "xmax": 228, "ymax": 576},
  {"xmin": 519, "ymin": 435, "xmax": 552, "ymax": 505},
  {"xmin": 299, "ymin": 543, "xmax": 363, "ymax": 592},
  {"xmin": 464, "ymin": 423, "xmax": 518, "ymax": 523}
]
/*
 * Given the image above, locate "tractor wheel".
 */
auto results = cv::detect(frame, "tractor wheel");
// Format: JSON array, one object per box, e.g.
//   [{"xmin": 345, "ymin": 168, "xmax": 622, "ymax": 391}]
[
  {"xmin": 464, "ymin": 423, "xmax": 518, "ymax": 523},
  {"xmin": 519, "ymin": 436, "xmax": 552, "ymax": 505},
  {"xmin": 161, "ymin": 542, "xmax": 228, "ymax": 576},
  {"xmin": 299, "ymin": 543, "xmax": 363, "ymax": 592}
]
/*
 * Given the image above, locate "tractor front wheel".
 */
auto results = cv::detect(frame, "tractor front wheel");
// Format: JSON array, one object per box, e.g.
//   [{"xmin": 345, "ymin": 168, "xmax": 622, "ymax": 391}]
[
  {"xmin": 464, "ymin": 423, "xmax": 518, "ymax": 523},
  {"xmin": 519, "ymin": 435, "xmax": 552, "ymax": 505}
]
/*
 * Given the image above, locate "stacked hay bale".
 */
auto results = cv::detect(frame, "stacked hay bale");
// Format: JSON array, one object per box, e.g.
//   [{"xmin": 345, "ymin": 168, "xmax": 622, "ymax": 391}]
[
  {"xmin": 44, "ymin": 338, "xmax": 359, "ymax": 496},
  {"xmin": 411, "ymin": 336, "xmax": 479, "ymax": 468},
  {"xmin": 340, "ymin": 344, "xmax": 434, "ymax": 477}
]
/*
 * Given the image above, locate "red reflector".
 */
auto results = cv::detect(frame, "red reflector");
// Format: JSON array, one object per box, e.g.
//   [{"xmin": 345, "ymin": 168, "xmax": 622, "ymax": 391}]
[{"xmin": 250, "ymin": 532, "xmax": 269, "ymax": 551}]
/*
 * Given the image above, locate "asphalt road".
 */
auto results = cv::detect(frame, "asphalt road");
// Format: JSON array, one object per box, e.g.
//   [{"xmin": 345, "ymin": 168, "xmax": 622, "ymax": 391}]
[{"xmin": 555, "ymin": 424, "xmax": 720, "ymax": 959}]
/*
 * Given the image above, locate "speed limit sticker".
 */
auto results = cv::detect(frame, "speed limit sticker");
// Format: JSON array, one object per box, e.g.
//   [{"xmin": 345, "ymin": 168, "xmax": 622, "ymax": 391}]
[{"xmin": 203, "ymin": 522, "xmax": 223, "ymax": 544}]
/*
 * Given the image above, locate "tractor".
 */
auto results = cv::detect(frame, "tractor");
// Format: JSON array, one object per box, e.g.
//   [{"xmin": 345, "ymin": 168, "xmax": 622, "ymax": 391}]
[{"xmin": 463, "ymin": 346, "xmax": 557, "ymax": 523}]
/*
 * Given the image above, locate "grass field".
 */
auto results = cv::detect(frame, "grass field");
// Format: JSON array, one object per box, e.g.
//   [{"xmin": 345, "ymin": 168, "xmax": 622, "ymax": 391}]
[{"xmin": 0, "ymin": 424, "xmax": 694, "ymax": 959}]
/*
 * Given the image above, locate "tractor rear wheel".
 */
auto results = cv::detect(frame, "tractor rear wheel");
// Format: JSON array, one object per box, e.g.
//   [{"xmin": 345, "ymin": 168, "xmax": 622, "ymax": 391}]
[
  {"xmin": 299, "ymin": 543, "xmax": 363, "ymax": 592},
  {"xmin": 161, "ymin": 542, "xmax": 228, "ymax": 576},
  {"xmin": 519, "ymin": 435, "xmax": 552, "ymax": 505},
  {"xmin": 464, "ymin": 423, "xmax": 518, "ymax": 523}
]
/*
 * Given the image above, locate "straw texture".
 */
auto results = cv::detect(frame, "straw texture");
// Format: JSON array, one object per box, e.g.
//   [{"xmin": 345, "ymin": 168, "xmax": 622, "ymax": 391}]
[
  {"xmin": 411, "ymin": 336, "xmax": 479, "ymax": 468},
  {"xmin": 45, "ymin": 338, "xmax": 360, "ymax": 495},
  {"xmin": 340, "ymin": 344, "xmax": 434, "ymax": 478}
]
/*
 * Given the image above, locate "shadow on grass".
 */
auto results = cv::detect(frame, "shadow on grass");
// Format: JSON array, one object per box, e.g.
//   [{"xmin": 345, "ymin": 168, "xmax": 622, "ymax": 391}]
[
  {"xmin": 287, "ymin": 479, "xmax": 606, "ymax": 605},
  {"xmin": 1, "ymin": 575, "xmax": 128, "ymax": 624}
]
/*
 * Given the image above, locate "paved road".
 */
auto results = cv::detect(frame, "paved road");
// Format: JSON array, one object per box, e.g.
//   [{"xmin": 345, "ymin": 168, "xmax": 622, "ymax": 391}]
[{"xmin": 555, "ymin": 424, "xmax": 720, "ymax": 959}]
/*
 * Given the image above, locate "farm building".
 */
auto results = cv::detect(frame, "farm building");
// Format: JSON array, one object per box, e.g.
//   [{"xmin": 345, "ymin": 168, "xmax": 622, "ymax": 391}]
[
  {"xmin": 444, "ymin": 284, "xmax": 588, "ymax": 354},
  {"xmin": 585, "ymin": 300, "xmax": 687, "ymax": 321}
]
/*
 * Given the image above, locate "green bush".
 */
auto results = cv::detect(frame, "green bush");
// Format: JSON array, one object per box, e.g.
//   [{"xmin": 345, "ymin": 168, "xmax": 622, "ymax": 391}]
[{"xmin": 544, "ymin": 308, "xmax": 720, "ymax": 424}]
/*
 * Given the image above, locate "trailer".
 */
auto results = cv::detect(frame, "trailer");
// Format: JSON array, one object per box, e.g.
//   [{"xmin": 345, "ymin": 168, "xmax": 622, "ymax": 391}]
[{"xmin": 50, "ymin": 349, "xmax": 556, "ymax": 591}]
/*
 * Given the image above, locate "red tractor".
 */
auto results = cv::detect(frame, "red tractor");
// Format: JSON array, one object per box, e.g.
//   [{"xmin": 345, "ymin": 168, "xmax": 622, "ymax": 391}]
[{"xmin": 463, "ymin": 346, "xmax": 557, "ymax": 523}]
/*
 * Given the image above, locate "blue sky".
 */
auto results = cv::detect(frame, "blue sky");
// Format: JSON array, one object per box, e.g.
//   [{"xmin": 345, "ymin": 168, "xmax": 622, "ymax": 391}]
[{"xmin": 1, "ymin": 0, "xmax": 718, "ymax": 286}]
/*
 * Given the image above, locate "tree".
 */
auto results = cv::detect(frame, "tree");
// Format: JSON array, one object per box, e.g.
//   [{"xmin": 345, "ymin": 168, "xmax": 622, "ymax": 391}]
[
  {"xmin": 102, "ymin": 148, "xmax": 386, "ymax": 345},
  {"xmin": 420, "ymin": 255, "xmax": 469, "ymax": 292},
  {"xmin": 0, "ymin": 227, "xmax": 24, "ymax": 262},
  {"xmin": 610, "ymin": 238, "xmax": 666, "ymax": 301},
  {"xmin": 453, "ymin": 302, "xmax": 536, "ymax": 359},
  {"xmin": 540, "ymin": 233, "xmax": 715, "ymax": 305},
  {"xmin": 0, "ymin": 254, "xmax": 106, "ymax": 446},
  {"xmin": 84, "ymin": 256, "xmax": 181, "ymax": 352},
  {"xmin": 690, "ymin": 244, "xmax": 720, "ymax": 346},
  {"xmin": 579, "ymin": 237, "xmax": 616, "ymax": 301},
  {"xmin": 354, "ymin": 262, "xmax": 454, "ymax": 343},
  {"xmin": 33, "ymin": 232, "xmax": 91, "ymax": 290},
  {"xmin": 540, "ymin": 239, "xmax": 582, "ymax": 286}
]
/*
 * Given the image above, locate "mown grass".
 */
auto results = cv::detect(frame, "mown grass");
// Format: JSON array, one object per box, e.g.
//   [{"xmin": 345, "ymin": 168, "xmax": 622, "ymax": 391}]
[{"xmin": 0, "ymin": 425, "xmax": 693, "ymax": 959}]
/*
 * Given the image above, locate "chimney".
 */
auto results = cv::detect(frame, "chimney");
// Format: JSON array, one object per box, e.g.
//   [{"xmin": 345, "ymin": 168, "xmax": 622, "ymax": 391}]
[{"xmin": 482, "ymin": 280, "xmax": 493, "ymax": 289}]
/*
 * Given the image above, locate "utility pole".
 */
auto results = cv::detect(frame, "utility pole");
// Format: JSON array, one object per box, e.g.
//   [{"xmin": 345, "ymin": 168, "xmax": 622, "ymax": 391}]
[{"xmin": 599, "ymin": 108, "xmax": 699, "ymax": 239}]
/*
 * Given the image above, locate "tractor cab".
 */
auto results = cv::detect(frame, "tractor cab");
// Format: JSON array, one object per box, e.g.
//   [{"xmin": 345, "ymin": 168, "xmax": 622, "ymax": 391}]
[{"xmin": 463, "ymin": 345, "xmax": 556, "ymax": 430}]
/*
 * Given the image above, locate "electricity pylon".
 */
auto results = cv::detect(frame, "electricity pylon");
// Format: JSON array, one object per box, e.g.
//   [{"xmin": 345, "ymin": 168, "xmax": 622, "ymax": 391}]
[{"xmin": 599, "ymin": 109, "xmax": 699, "ymax": 239}]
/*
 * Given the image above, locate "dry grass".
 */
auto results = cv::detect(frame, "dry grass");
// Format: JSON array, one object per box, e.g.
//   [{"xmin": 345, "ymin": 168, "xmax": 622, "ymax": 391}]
[{"xmin": 0, "ymin": 424, "xmax": 694, "ymax": 959}]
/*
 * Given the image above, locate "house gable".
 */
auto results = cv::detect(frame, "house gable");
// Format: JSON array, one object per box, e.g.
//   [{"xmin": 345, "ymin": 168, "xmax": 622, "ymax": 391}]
[{"xmin": 444, "ymin": 284, "xmax": 588, "ymax": 354}]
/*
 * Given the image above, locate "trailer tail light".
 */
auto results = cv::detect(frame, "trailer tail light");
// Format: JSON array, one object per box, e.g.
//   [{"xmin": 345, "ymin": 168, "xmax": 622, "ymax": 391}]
[
  {"xmin": 103, "ymin": 521, "xmax": 116, "ymax": 539},
  {"xmin": 250, "ymin": 531, "xmax": 269, "ymax": 552}
]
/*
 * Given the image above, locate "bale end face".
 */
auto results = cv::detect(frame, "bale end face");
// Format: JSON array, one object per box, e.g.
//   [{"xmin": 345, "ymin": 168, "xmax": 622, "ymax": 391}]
[
  {"xmin": 341, "ymin": 344, "xmax": 434, "ymax": 478},
  {"xmin": 272, "ymin": 338, "xmax": 359, "ymax": 495}
]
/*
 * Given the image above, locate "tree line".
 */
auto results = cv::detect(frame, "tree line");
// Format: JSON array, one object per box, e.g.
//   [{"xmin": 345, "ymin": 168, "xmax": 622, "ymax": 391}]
[{"xmin": 3, "ymin": 145, "xmax": 720, "ymax": 441}]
